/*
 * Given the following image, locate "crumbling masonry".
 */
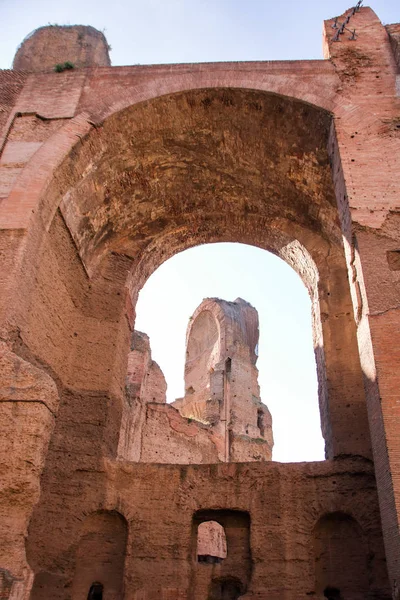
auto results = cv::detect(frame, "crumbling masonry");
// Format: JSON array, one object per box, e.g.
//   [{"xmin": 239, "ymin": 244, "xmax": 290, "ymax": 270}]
[
  {"xmin": 0, "ymin": 6, "xmax": 400, "ymax": 599},
  {"xmin": 119, "ymin": 297, "xmax": 273, "ymax": 465}
]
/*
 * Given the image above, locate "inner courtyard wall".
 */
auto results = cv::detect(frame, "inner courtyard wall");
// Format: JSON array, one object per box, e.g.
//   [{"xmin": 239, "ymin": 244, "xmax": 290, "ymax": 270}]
[
  {"xmin": 120, "ymin": 329, "xmax": 223, "ymax": 463},
  {"xmin": 27, "ymin": 458, "xmax": 390, "ymax": 600}
]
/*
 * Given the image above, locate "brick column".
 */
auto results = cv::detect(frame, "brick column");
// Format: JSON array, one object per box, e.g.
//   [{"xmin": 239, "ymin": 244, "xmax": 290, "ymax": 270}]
[{"xmin": 325, "ymin": 6, "xmax": 400, "ymax": 586}]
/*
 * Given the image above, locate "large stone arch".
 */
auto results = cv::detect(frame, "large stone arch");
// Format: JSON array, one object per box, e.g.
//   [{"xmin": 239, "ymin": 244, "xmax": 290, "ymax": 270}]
[{"xmin": 3, "ymin": 86, "xmax": 370, "ymax": 459}]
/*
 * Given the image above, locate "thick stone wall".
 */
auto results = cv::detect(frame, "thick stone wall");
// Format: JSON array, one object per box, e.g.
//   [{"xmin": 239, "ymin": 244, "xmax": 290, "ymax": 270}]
[
  {"xmin": 323, "ymin": 7, "xmax": 400, "ymax": 585},
  {"xmin": 27, "ymin": 458, "xmax": 390, "ymax": 599},
  {"xmin": 386, "ymin": 24, "xmax": 400, "ymax": 71}
]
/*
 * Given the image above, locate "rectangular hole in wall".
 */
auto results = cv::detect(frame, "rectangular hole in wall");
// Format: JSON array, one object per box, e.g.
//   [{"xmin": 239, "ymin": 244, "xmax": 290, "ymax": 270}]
[{"xmin": 192, "ymin": 510, "xmax": 252, "ymax": 599}]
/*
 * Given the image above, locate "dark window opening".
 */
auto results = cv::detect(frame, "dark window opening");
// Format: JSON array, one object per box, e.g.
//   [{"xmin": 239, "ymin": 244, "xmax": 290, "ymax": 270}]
[
  {"xmin": 324, "ymin": 586, "xmax": 342, "ymax": 599},
  {"xmin": 257, "ymin": 409, "xmax": 265, "ymax": 437},
  {"xmin": 88, "ymin": 582, "xmax": 103, "ymax": 600},
  {"xmin": 209, "ymin": 577, "xmax": 243, "ymax": 600},
  {"xmin": 198, "ymin": 554, "xmax": 223, "ymax": 564},
  {"xmin": 193, "ymin": 510, "xmax": 251, "ymax": 598}
]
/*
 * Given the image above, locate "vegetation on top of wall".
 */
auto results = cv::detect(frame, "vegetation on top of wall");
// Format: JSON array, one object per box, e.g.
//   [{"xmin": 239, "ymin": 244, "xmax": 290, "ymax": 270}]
[{"xmin": 54, "ymin": 61, "xmax": 75, "ymax": 72}]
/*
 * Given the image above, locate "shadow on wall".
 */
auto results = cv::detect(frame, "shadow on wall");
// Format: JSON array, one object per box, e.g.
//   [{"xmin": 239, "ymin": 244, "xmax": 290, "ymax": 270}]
[
  {"xmin": 313, "ymin": 512, "xmax": 368, "ymax": 600},
  {"xmin": 72, "ymin": 511, "xmax": 127, "ymax": 600},
  {"xmin": 29, "ymin": 511, "xmax": 128, "ymax": 600}
]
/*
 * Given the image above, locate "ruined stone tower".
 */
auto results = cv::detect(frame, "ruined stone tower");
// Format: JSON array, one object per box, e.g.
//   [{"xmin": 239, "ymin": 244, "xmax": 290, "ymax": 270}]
[
  {"xmin": 118, "ymin": 297, "xmax": 273, "ymax": 465},
  {"xmin": 173, "ymin": 298, "xmax": 273, "ymax": 462},
  {"xmin": 1, "ymin": 6, "xmax": 400, "ymax": 599}
]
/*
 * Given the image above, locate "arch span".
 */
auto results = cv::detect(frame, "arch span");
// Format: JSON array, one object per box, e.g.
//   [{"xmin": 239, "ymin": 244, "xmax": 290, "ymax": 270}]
[
  {"xmin": 85, "ymin": 60, "xmax": 338, "ymax": 125},
  {"xmin": 4, "ymin": 87, "xmax": 370, "ymax": 460}
]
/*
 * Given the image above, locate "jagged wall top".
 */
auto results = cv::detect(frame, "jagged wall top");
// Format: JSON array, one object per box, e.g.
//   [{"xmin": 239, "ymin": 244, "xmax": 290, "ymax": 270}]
[{"xmin": 12, "ymin": 25, "xmax": 111, "ymax": 72}]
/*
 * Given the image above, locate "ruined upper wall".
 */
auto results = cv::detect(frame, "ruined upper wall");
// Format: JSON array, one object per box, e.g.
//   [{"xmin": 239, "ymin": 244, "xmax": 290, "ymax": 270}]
[{"xmin": 12, "ymin": 25, "xmax": 111, "ymax": 72}]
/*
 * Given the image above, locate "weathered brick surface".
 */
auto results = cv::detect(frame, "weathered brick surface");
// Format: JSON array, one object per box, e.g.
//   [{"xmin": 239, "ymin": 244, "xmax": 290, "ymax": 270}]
[
  {"xmin": 0, "ymin": 70, "xmax": 27, "ymax": 149},
  {"xmin": 176, "ymin": 297, "xmax": 273, "ymax": 461},
  {"xmin": 324, "ymin": 7, "xmax": 400, "ymax": 587},
  {"xmin": 26, "ymin": 458, "xmax": 390, "ymax": 599},
  {"xmin": 0, "ymin": 343, "xmax": 58, "ymax": 599},
  {"xmin": 0, "ymin": 7, "xmax": 399, "ymax": 599},
  {"xmin": 386, "ymin": 24, "xmax": 400, "ymax": 71},
  {"xmin": 119, "ymin": 329, "xmax": 221, "ymax": 464}
]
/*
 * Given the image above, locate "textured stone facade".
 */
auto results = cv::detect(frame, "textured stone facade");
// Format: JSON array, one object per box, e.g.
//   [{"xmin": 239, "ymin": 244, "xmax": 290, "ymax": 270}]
[{"xmin": 0, "ymin": 6, "xmax": 399, "ymax": 599}]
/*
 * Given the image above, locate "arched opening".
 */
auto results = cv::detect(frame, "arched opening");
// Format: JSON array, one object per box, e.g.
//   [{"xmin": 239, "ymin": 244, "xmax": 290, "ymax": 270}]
[
  {"xmin": 208, "ymin": 577, "xmax": 243, "ymax": 600},
  {"xmin": 197, "ymin": 521, "xmax": 227, "ymax": 564},
  {"xmin": 17, "ymin": 86, "xmax": 371, "ymax": 467},
  {"xmin": 71, "ymin": 511, "xmax": 128, "ymax": 600},
  {"xmin": 324, "ymin": 586, "xmax": 342, "ymax": 600},
  {"xmin": 87, "ymin": 582, "xmax": 103, "ymax": 600},
  {"xmin": 313, "ymin": 512, "xmax": 368, "ymax": 599},
  {"xmin": 135, "ymin": 242, "xmax": 324, "ymax": 462},
  {"xmin": 19, "ymin": 87, "xmax": 374, "ymax": 596},
  {"xmin": 257, "ymin": 409, "xmax": 265, "ymax": 437}
]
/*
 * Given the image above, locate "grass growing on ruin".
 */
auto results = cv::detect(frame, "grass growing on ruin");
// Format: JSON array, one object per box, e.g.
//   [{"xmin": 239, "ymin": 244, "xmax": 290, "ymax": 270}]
[{"xmin": 54, "ymin": 61, "xmax": 75, "ymax": 72}]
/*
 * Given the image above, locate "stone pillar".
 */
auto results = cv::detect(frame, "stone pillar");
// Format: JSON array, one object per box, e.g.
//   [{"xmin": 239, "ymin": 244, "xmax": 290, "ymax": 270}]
[
  {"xmin": 0, "ymin": 343, "xmax": 58, "ymax": 599},
  {"xmin": 324, "ymin": 6, "xmax": 400, "ymax": 585}
]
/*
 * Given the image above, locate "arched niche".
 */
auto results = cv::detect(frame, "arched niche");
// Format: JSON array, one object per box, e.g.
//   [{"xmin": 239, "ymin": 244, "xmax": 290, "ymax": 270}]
[
  {"xmin": 313, "ymin": 512, "xmax": 368, "ymax": 599},
  {"xmin": 208, "ymin": 577, "xmax": 244, "ymax": 600},
  {"xmin": 8, "ymin": 87, "xmax": 371, "ymax": 460},
  {"xmin": 87, "ymin": 582, "xmax": 103, "ymax": 600},
  {"xmin": 71, "ymin": 510, "xmax": 128, "ymax": 600}
]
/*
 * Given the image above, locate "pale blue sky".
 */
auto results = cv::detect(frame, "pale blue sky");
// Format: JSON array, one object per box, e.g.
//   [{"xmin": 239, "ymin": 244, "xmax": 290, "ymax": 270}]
[
  {"xmin": 0, "ymin": 0, "xmax": 398, "ymax": 68},
  {"xmin": 1, "ymin": 1, "xmax": 398, "ymax": 461},
  {"xmin": 136, "ymin": 244, "xmax": 324, "ymax": 463}
]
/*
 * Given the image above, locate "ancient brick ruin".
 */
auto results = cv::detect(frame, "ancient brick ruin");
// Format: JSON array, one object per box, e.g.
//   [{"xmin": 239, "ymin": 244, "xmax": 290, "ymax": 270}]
[
  {"xmin": 119, "ymin": 297, "xmax": 273, "ymax": 464},
  {"xmin": 0, "ymin": 6, "xmax": 400, "ymax": 599}
]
